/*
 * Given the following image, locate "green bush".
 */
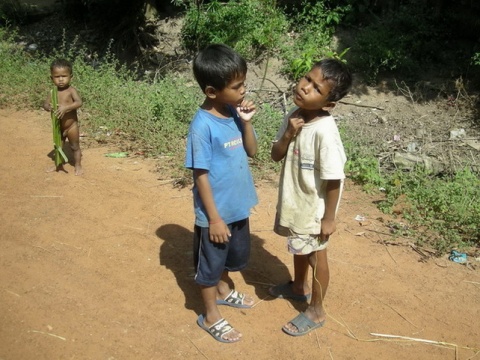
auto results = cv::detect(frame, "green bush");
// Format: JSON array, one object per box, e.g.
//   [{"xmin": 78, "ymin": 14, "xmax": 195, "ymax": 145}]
[
  {"xmin": 281, "ymin": 0, "xmax": 350, "ymax": 80},
  {"xmin": 251, "ymin": 103, "xmax": 283, "ymax": 176},
  {"xmin": 0, "ymin": 30, "xmax": 46, "ymax": 108},
  {"xmin": 473, "ymin": 52, "xmax": 480, "ymax": 66},
  {"xmin": 181, "ymin": 0, "xmax": 288, "ymax": 61},
  {"xmin": 0, "ymin": 0, "xmax": 30, "ymax": 25},
  {"xmin": 380, "ymin": 168, "xmax": 480, "ymax": 252},
  {"xmin": 351, "ymin": 2, "xmax": 445, "ymax": 83}
]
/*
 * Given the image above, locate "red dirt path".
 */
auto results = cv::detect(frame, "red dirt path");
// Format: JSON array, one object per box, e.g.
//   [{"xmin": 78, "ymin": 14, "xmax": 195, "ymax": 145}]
[{"xmin": 0, "ymin": 108, "xmax": 479, "ymax": 360}]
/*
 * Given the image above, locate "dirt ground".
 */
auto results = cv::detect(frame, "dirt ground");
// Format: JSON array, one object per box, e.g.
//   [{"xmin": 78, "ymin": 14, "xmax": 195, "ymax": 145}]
[{"xmin": 1, "ymin": 107, "xmax": 479, "ymax": 360}]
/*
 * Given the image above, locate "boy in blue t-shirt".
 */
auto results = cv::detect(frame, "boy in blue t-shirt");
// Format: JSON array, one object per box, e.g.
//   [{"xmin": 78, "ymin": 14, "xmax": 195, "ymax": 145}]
[{"xmin": 185, "ymin": 44, "xmax": 258, "ymax": 343}]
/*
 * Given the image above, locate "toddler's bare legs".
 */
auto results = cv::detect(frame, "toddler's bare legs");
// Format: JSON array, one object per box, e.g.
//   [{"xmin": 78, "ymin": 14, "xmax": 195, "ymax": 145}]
[
  {"xmin": 66, "ymin": 122, "xmax": 83, "ymax": 175},
  {"xmin": 71, "ymin": 142, "xmax": 83, "ymax": 176}
]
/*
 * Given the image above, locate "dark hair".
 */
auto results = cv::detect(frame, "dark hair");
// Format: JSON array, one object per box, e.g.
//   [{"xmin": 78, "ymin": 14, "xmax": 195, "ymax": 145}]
[
  {"xmin": 50, "ymin": 58, "xmax": 73, "ymax": 74},
  {"xmin": 312, "ymin": 58, "xmax": 352, "ymax": 102},
  {"xmin": 193, "ymin": 44, "xmax": 247, "ymax": 92}
]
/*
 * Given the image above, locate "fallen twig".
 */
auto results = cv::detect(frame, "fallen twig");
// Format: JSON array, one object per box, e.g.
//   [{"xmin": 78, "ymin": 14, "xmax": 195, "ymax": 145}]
[
  {"xmin": 384, "ymin": 243, "xmax": 397, "ymax": 264},
  {"xmin": 466, "ymin": 350, "xmax": 480, "ymax": 360},
  {"xmin": 30, "ymin": 195, "xmax": 63, "ymax": 198},
  {"xmin": 187, "ymin": 337, "xmax": 210, "ymax": 360},
  {"xmin": 371, "ymin": 295, "xmax": 418, "ymax": 328},
  {"xmin": 250, "ymin": 295, "xmax": 269, "ymax": 308},
  {"xmin": 30, "ymin": 330, "xmax": 66, "ymax": 341},
  {"xmin": 5, "ymin": 289, "xmax": 20, "ymax": 297},
  {"xmin": 245, "ymin": 280, "xmax": 275, "ymax": 286},
  {"xmin": 370, "ymin": 333, "xmax": 480, "ymax": 353},
  {"xmin": 338, "ymin": 100, "xmax": 385, "ymax": 110},
  {"xmin": 32, "ymin": 245, "xmax": 54, "ymax": 254}
]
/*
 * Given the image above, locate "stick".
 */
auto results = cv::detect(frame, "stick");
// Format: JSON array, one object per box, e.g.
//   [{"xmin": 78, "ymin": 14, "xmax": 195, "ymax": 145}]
[
  {"xmin": 188, "ymin": 337, "xmax": 210, "ymax": 359},
  {"xmin": 338, "ymin": 100, "xmax": 385, "ymax": 110},
  {"xmin": 383, "ymin": 243, "xmax": 397, "ymax": 264},
  {"xmin": 31, "ymin": 195, "xmax": 63, "ymax": 198},
  {"xmin": 30, "ymin": 330, "xmax": 66, "ymax": 341},
  {"xmin": 5, "ymin": 289, "xmax": 20, "ymax": 297},
  {"xmin": 245, "ymin": 280, "xmax": 275, "ymax": 286},
  {"xmin": 370, "ymin": 333, "xmax": 479, "ymax": 351},
  {"xmin": 32, "ymin": 245, "xmax": 53, "ymax": 254},
  {"xmin": 371, "ymin": 295, "xmax": 417, "ymax": 328},
  {"xmin": 250, "ymin": 296, "xmax": 269, "ymax": 308},
  {"xmin": 370, "ymin": 332, "xmax": 448, "ymax": 345}
]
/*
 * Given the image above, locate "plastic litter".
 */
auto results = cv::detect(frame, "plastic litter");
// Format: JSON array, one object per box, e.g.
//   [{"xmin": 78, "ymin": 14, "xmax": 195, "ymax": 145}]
[
  {"xmin": 104, "ymin": 152, "xmax": 129, "ymax": 158},
  {"xmin": 449, "ymin": 128, "xmax": 466, "ymax": 140},
  {"xmin": 448, "ymin": 250, "xmax": 467, "ymax": 264}
]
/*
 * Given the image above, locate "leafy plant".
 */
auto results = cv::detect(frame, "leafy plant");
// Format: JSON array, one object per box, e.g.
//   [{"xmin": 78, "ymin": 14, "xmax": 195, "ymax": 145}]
[
  {"xmin": 250, "ymin": 103, "xmax": 283, "ymax": 173},
  {"xmin": 289, "ymin": 47, "xmax": 349, "ymax": 81},
  {"xmin": 0, "ymin": 0, "xmax": 31, "ymax": 25},
  {"xmin": 379, "ymin": 168, "xmax": 480, "ymax": 252},
  {"xmin": 351, "ymin": 2, "xmax": 446, "ymax": 83},
  {"xmin": 472, "ymin": 52, "xmax": 480, "ymax": 66},
  {"xmin": 181, "ymin": 0, "xmax": 288, "ymax": 61},
  {"xmin": 280, "ymin": 0, "xmax": 350, "ymax": 80}
]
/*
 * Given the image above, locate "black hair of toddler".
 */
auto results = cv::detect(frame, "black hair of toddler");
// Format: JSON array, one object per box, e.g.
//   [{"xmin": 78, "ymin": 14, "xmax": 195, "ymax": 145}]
[{"xmin": 50, "ymin": 58, "xmax": 73, "ymax": 74}]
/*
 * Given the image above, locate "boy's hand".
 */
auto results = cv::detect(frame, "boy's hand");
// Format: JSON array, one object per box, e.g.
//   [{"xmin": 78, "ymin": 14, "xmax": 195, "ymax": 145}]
[
  {"xmin": 55, "ymin": 105, "xmax": 68, "ymax": 119},
  {"xmin": 237, "ymin": 100, "xmax": 256, "ymax": 122},
  {"xmin": 286, "ymin": 109, "xmax": 305, "ymax": 137},
  {"xmin": 320, "ymin": 218, "xmax": 336, "ymax": 242},
  {"xmin": 209, "ymin": 220, "xmax": 231, "ymax": 244}
]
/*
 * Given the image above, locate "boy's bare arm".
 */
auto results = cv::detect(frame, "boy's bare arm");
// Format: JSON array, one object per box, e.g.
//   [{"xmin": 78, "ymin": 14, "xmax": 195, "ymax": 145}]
[
  {"xmin": 43, "ymin": 92, "xmax": 52, "ymax": 112},
  {"xmin": 271, "ymin": 110, "xmax": 304, "ymax": 162},
  {"xmin": 320, "ymin": 179, "xmax": 342, "ymax": 241},
  {"xmin": 241, "ymin": 121, "xmax": 257, "ymax": 157},
  {"xmin": 237, "ymin": 100, "xmax": 257, "ymax": 157},
  {"xmin": 194, "ymin": 169, "xmax": 231, "ymax": 243}
]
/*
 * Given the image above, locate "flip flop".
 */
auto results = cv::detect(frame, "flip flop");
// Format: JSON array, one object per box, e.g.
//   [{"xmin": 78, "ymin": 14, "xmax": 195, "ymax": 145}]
[
  {"xmin": 196, "ymin": 314, "xmax": 240, "ymax": 343},
  {"xmin": 269, "ymin": 281, "xmax": 311, "ymax": 302},
  {"xmin": 216, "ymin": 289, "xmax": 253, "ymax": 308},
  {"xmin": 282, "ymin": 312, "xmax": 325, "ymax": 336}
]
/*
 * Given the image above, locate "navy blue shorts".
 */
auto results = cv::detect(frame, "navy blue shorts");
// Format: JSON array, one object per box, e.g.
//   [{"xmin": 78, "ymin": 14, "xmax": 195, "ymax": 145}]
[{"xmin": 193, "ymin": 218, "xmax": 250, "ymax": 287}]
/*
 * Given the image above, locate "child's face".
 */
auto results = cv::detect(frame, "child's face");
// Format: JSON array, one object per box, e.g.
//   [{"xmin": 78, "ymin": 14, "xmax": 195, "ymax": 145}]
[
  {"xmin": 50, "ymin": 67, "xmax": 73, "ymax": 89},
  {"xmin": 214, "ymin": 74, "xmax": 247, "ymax": 107},
  {"xmin": 293, "ymin": 67, "xmax": 333, "ymax": 111}
]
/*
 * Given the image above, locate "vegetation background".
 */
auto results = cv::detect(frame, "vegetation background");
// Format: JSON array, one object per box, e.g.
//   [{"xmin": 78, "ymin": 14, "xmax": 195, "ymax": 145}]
[{"xmin": 1, "ymin": 0, "xmax": 479, "ymax": 254}]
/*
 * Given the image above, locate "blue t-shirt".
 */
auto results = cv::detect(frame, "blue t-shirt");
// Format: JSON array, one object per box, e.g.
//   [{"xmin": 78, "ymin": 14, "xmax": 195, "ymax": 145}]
[{"xmin": 185, "ymin": 107, "xmax": 258, "ymax": 227}]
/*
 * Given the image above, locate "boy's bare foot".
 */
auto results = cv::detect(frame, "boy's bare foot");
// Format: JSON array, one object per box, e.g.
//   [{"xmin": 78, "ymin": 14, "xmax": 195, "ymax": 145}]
[
  {"xmin": 217, "ymin": 289, "xmax": 254, "ymax": 308},
  {"xmin": 282, "ymin": 308, "xmax": 326, "ymax": 336},
  {"xmin": 197, "ymin": 314, "xmax": 242, "ymax": 343},
  {"xmin": 75, "ymin": 164, "xmax": 83, "ymax": 176}
]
